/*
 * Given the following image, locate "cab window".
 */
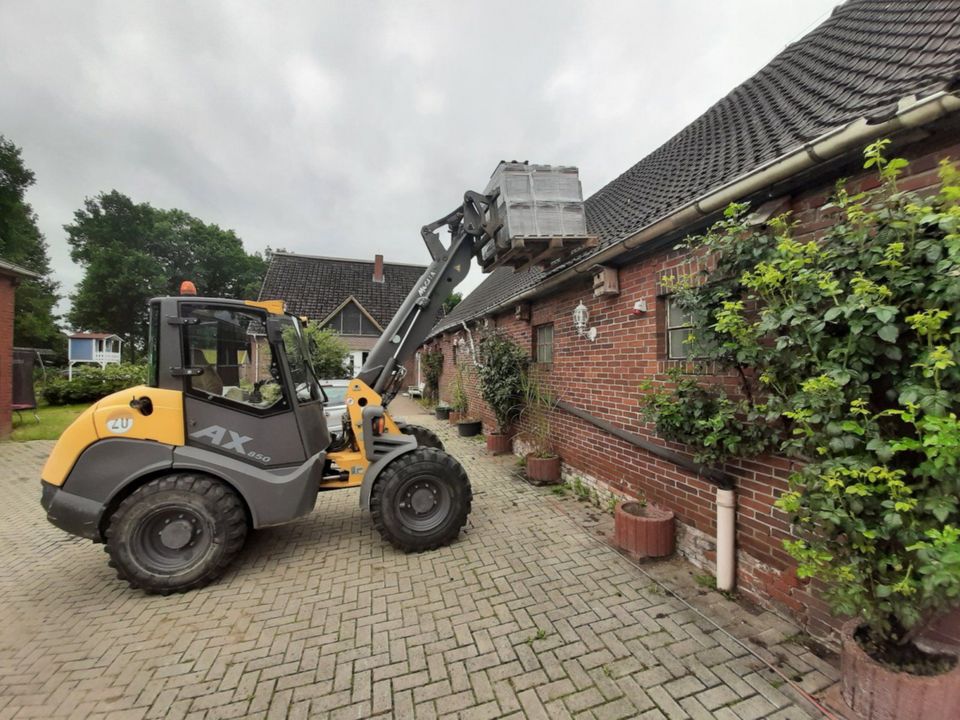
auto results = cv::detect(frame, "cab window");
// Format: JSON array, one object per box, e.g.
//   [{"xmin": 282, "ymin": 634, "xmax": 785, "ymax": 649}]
[{"xmin": 182, "ymin": 304, "xmax": 287, "ymax": 412}]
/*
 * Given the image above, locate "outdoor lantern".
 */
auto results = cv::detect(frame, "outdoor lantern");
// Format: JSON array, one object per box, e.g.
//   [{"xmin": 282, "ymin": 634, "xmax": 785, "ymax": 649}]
[{"xmin": 573, "ymin": 300, "xmax": 597, "ymax": 342}]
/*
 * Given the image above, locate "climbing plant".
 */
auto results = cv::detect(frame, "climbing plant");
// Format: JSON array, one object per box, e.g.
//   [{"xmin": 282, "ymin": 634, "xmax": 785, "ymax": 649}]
[
  {"xmin": 641, "ymin": 141, "xmax": 960, "ymax": 668},
  {"xmin": 421, "ymin": 350, "xmax": 444, "ymax": 402},
  {"xmin": 476, "ymin": 332, "xmax": 529, "ymax": 432}
]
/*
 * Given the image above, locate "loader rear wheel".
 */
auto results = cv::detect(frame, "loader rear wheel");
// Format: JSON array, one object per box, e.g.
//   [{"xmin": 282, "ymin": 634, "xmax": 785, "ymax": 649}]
[
  {"xmin": 370, "ymin": 448, "xmax": 471, "ymax": 552},
  {"xmin": 105, "ymin": 474, "xmax": 247, "ymax": 595},
  {"xmin": 400, "ymin": 424, "xmax": 444, "ymax": 450}
]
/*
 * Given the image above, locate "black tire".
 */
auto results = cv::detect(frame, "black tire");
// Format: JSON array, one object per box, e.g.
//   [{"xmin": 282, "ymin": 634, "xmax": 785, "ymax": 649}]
[
  {"xmin": 104, "ymin": 473, "xmax": 248, "ymax": 595},
  {"xmin": 370, "ymin": 448, "xmax": 471, "ymax": 552},
  {"xmin": 400, "ymin": 424, "xmax": 445, "ymax": 451}
]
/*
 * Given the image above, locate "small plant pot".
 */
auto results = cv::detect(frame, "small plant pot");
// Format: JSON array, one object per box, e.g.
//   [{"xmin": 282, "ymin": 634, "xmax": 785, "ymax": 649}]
[
  {"xmin": 525, "ymin": 453, "xmax": 561, "ymax": 485},
  {"xmin": 486, "ymin": 432, "xmax": 513, "ymax": 455},
  {"xmin": 834, "ymin": 619, "xmax": 960, "ymax": 720},
  {"xmin": 614, "ymin": 502, "xmax": 675, "ymax": 558},
  {"xmin": 457, "ymin": 419, "xmax": 482, "ymax": 437},
  {"xmin": 435, "ymin": 406, "xmax": 450, "ymax": 420},
  {"xmin": 448, "ymin": 410, "xmax": 462, "ymax": 424}
]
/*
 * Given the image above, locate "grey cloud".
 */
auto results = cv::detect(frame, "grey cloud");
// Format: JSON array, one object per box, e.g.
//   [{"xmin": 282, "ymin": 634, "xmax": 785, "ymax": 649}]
[{"xmin": 0, "ymin": 0, "xmax": 840, "ymax": 311}]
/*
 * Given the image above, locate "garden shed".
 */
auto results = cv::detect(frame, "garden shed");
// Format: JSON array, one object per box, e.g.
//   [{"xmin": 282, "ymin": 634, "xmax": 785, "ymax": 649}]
[{"xmin": 67, "ymin": 332, "xmax": 122, "ymax": 380}]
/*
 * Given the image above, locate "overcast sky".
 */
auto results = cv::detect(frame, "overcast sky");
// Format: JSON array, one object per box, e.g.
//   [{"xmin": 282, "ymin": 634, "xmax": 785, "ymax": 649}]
[{"xmin": 1, "ymin": 0, "xmax": 841, "ymax": 316}]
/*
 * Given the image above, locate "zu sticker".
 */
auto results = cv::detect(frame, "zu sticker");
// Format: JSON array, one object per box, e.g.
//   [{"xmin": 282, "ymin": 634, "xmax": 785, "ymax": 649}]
[{"xmin": 106, "ymin": 413, "xmax": 134, "ymax": 435}]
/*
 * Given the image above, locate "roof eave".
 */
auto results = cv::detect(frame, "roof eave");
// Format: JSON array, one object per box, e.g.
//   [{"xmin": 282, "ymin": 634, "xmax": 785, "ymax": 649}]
[{"xmin": 434, "ymin": 90, "xmax": 960, "ymax": 336}]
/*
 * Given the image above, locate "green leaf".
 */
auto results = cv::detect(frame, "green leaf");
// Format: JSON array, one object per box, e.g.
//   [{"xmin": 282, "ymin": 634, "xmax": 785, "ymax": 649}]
[{"xmin": 877, "ymin": 325, "xmax": 899, "ymax": 343}]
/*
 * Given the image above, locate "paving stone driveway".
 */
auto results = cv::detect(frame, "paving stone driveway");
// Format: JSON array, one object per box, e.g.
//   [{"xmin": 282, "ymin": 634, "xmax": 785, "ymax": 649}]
[{"xmin": 0, "ymin": 403, "xmax": 837, "ymax": 719}]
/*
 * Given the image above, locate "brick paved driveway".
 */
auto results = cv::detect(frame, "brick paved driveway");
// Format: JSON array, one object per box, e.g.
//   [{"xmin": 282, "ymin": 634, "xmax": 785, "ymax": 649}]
[{"xmin": 0, "ymin": 402, "xmax": 836, "ymax": 719}]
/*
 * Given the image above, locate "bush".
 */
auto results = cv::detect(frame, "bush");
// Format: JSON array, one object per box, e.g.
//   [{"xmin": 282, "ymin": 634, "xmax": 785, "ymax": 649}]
[
  {"xmin": 476, "ymin": 332, "xmax": 528, "ymax": 432},
  {"xmin": 43, "ymin": 363, "xmax": 148, "ymax": 405},
  {"xmin": 643, "ymin": 141, "xmax": 960, "ymax": 662}
]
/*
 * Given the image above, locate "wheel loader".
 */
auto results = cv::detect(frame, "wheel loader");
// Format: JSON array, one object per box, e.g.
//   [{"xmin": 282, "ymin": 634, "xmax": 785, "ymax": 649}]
[{"xmin": 39, "ymin": 192, "xmax": 500, "ymax": 594}]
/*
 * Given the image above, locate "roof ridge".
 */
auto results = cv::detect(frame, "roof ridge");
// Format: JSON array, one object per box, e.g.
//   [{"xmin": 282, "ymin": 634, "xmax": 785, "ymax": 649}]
[{"xmin": 272, "ymin": 251, "xmax": 427, "ymax": 269}]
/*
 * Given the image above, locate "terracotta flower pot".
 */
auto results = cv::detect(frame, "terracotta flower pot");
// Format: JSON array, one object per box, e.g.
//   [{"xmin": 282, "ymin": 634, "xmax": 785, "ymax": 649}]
[
  {"xmin": 435, "ymin": 406, "xmax": 450, "ymax": 420},
  {"xmin": 457, "ymin": 419, "xmax": 482, "ymax": 437},
  {"xmin": 486, "ymin": 432, "xmax": 513, "ymax": 455},
  {"xmin": 448, "ymin": 411, "xmax": 462, "ymax": 424},
  {"xmin": 614, "ymin": 502, "xmax": 675, "ymax": 558},
  {"xmin": 838, "ymin": 619, "xmax": 960, "ymax": 720},
  {"xmin": 525, "ymin": 453, "xmax": 561, "ymax": 485}
]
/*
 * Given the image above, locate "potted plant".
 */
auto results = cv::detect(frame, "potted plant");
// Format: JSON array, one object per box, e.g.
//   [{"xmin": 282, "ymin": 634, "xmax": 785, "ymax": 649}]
[
  {"xmin": 450, "ymin": 365, "xmax": 481, "ymax": 435},
  {"xmin": 434, "ymin": 404, "xmax": 451, "ymax": 420},
  {"xmin": 446, "ymin": 372, "xmax": 465, "ymax": 424},
  {"xmin": 519, "ymin": 365, "xmax": 561, "ymax": 484},
  {"xmin": 614, "ymin": 494, "xmax": 675, "ymax": 559},
  {"xmin": 476, "ymin": 332, "xmax": 528, "ymax": 455}
]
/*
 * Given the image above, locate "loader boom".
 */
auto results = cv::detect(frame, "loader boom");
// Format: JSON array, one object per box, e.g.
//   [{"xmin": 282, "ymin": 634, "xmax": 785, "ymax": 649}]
[{"xmin": 355, "ymin": 191, "xmax": 496, "ymax": 401}]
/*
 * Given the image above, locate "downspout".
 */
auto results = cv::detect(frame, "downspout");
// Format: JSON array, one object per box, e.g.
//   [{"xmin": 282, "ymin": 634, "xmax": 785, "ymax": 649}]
[
  {"xmin": 716, "ymin": 488, "xmax": 736, "ymax": 592},
  {"xmin": 473, "ymin": 90, "xmax": 960, "ymax": 322}
]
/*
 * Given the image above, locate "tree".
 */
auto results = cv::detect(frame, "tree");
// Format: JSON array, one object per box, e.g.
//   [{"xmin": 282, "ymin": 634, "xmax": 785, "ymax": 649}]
[
  {"xmin": 302, "ymin": 323, "xmax": 350, "ymax": 378},
  {"xmin": 0, "ymin": 136, "xmax": 62, "ymax": 353},
  {"xmin": 442, "ymin": 292, "xmax": 462, "ymax": 315},
  {"xmin": 66, "ymin": 191, "xmax": 267, "ymax": 360}
]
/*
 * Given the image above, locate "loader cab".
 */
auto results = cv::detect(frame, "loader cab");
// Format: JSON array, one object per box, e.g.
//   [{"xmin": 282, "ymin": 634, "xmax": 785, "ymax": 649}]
[{"xmin": 148, "ymin": 297, "xmax": 331, "ymax": 466}]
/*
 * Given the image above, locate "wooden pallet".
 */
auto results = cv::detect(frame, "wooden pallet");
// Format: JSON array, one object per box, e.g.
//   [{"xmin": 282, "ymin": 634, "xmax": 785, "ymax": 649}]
[{"xmin": 481, "ymin": 235, "xmax": 599, "ymax": 273}]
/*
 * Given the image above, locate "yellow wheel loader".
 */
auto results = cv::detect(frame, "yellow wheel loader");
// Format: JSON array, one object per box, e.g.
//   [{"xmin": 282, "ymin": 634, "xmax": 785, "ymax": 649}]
[{"xmin": 40, "ymin": 193, "xmax": 498, "ymax": 594}]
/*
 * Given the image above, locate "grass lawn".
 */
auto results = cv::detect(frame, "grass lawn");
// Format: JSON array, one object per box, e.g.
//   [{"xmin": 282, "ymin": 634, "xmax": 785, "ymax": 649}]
[{"xmin": 10, "ymin": 404, "xmax": 90, "ymax": 442}]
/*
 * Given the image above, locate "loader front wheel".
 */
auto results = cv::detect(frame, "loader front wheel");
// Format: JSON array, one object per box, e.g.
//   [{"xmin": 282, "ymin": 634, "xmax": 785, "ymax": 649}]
[
  {"xmin": 105, "ymin": 474, "xmax": 248, "ymax": 595},
  {"xmin": 370, "ymin": 448, "xmax": 471, "ymax": 552},
  {"xmin": 400, "ymin": 424, "xmax": 444, "ymax": 450}
]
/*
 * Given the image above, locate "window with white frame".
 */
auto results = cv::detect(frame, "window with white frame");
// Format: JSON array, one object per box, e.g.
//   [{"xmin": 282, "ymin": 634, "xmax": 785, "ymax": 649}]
[
  {"xmin": 535, "ymin": 323, "xmax": 554, "ymax": 365},
  {"xmin": 666, "ymin": 297, "xmax": 693, "ymax": 359}
]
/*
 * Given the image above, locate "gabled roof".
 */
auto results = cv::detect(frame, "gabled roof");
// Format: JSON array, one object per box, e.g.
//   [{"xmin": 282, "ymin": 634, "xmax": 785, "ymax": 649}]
[
  {"xmin": 69, "ymin": 333, "xmax": 121, "ymax": 341},
  {"xmin": 259, "ymin": 252, "xmax": 427, "ymax": 328},
  {"xmin": 435, "ymin": 0, "xmax": 960, "ymax": 335}
]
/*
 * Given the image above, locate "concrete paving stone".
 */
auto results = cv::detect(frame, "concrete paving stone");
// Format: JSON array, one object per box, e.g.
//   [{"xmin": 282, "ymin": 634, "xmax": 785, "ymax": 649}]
[{"xmin": 0, "ymin": 418, "xmax": 829, "ymax": 719}]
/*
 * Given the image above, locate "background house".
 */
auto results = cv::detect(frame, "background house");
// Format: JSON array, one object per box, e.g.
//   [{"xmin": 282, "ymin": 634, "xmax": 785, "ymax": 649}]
[
  {"xmin": 423, "ymin": 0, "xmax": 960, "ymax": 646},
  {"xmin": 67, "ymin": 332, "xmax": 122, "ymax": 379},
  {"xmin": 0, "ymin": 258, "xmax": 40, "ymax": 439},
  {"xmin": 259, "ymin": 252, "xmax": 427, "ymax": 378}
]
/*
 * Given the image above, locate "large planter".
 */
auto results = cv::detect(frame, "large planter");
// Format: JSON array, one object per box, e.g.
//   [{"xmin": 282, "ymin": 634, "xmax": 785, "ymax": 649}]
[
  {"xmin": 435, "ymin": 406, "xmax": 451, "ymax": 420},
  {"xmin": 457, "ymin": 419, "xmax": 482, "ymax": 437},
  {"xmin": 486, "ymin": 432, "xmax": 513, "ymax": 455},
  {"xmin": 448, "ymin": 410, "xmax": 462, "ymax": 424},
  {"xmin": 614, "ymin": 502, "xmax": 675, "ymax": 559},
  {"xmin": 525, "ymin": 453, "xmax": 561, "ymax": 485},
  {"xmin": 837, "ymin": 619, "xmax": 960, "ymax": 720}
]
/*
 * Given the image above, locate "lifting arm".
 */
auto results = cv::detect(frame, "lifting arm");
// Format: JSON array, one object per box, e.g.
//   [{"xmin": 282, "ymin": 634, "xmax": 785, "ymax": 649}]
[{"xmin": 355, "ymin": 191, "xmax": 497, "ymax": 402}]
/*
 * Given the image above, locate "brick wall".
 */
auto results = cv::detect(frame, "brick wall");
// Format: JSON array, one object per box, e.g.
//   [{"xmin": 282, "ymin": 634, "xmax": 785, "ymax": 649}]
[
  {"xmin": 0, "ymin": 276, "xmax": 16, "ymax": 439},
  {"xmin": 426, "ymin": 135, "xmax": 960, "ymax": 647}
]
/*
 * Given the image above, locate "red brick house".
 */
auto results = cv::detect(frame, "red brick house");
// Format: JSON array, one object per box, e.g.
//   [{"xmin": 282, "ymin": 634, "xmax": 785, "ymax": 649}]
[
  {"xmin": 423, "ymin": 1, "xmax": 960, "ymax": 644},
  {"xmin": 0, "ymin": 258, "xmax": 40, "ymax": 439}
]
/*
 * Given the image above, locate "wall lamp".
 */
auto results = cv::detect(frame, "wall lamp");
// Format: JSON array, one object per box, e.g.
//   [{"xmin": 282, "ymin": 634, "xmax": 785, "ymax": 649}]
[{"xmin": 573, "ymin": 300, "xmax": 597, "ymax": 342}]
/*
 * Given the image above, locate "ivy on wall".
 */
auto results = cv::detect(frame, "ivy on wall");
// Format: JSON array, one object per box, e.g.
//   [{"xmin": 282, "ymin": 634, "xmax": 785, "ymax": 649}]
[{"xmin": 640, "ymin": 141, "xmax": 960, "ymax": 665}]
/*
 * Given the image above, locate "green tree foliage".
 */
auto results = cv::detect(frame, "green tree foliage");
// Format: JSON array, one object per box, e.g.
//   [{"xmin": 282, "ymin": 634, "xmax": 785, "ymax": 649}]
[
  {"xmin": 442, "ymin": 292, "xmax": 462, "ymax": 315},
  {"xmin": 642, "ymin": 142, "xmax": 960, "ymax": 659},
  {"xmin": 66, "ymin": 191, "xmax": 267, "ymax": 359},
  {"xmin": 302, "ymin": 323, "xmax": 350, "ymax": 379},
  {"xmin": 0, "ymin": 136, "xmax": 63, "ymax": 353}
]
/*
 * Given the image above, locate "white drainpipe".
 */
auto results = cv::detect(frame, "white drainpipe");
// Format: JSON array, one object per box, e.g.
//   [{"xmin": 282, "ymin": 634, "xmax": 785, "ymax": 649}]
[{"xmin": 716, "ymin": 488, "xmax": 737, "ymax": 592}]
